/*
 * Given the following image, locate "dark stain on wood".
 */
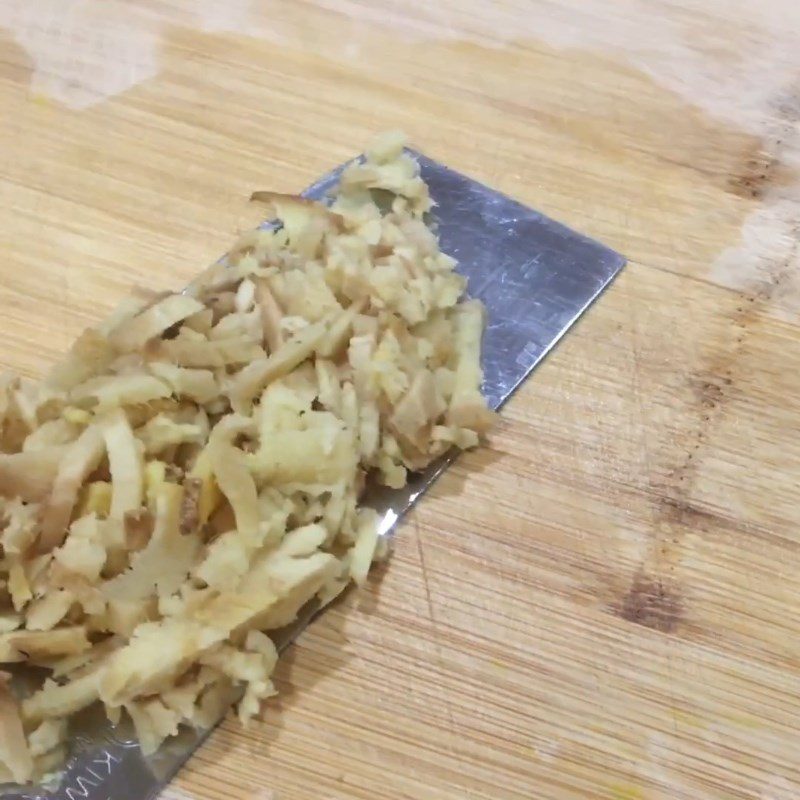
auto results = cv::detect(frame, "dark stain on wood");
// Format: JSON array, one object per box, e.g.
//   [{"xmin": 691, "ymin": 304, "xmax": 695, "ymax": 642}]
[
  {"xmin": 658, "ymin": 496, "xmax": 724, "ymax": 529},
  {"xmin": 727, "ymin": 150, "xmax": 778, "ymax": 200},
  {"xmin": 615, "ymin": 574, "xmax": 683, "ymax": 634},
  {"xmin": 688, "ymin": 375, "xmax": 730, "ymax": 411},
  {"xmin": 727, "ymin": 88, "xmax": 800, "ymax": 201},
  {"xmin": 656, "ymin": 493, "xmax": 800, "ymax": 552}
]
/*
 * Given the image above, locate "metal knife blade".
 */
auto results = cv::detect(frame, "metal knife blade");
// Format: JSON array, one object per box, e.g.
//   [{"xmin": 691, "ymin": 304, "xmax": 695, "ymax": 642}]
[{"xmin": 5, "ymin": 151, "xmax": 624, "ymax": 800}]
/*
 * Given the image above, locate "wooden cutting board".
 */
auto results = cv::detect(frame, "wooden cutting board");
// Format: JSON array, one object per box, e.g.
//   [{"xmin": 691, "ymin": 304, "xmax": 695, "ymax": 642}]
[{"xmin": 2, "ymin": 2, "xmax": 799, "ymax": 798}]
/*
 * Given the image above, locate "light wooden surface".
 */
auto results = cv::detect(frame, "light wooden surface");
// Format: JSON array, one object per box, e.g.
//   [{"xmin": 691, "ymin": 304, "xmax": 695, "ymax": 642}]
[{"xmin": 2, "ymin": 1, "xmax": 800, "ymax": 798}]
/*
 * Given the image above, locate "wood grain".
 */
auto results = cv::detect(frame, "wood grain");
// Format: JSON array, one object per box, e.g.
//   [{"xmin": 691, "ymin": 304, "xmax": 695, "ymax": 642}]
[{"xmin": 2, "ymin": 1, "xmax": 800, "ymax": 798}]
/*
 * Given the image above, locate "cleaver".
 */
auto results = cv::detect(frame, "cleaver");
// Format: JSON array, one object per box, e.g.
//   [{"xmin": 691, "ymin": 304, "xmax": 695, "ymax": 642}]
[{"xmin": 5, "ymin": 150, "xmax": 625, "ymax": 800}]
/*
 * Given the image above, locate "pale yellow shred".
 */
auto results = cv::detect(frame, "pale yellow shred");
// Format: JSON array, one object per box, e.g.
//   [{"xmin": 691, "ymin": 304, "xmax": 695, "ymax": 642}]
[{"xmin": 0, "ymin": 133, "xmax": 491, "ymax": 784}]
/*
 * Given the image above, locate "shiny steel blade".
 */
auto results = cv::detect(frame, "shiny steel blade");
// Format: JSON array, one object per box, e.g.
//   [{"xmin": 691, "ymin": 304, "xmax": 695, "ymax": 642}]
[{"xmin": 4, "ymin": 152, "xmax": 624, "ymax": 800}]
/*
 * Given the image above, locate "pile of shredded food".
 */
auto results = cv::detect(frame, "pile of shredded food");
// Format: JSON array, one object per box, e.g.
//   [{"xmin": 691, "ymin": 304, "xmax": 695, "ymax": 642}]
[{"xmin": 0, "ymin": 132, "xmax": 492, "ymax": 785}]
